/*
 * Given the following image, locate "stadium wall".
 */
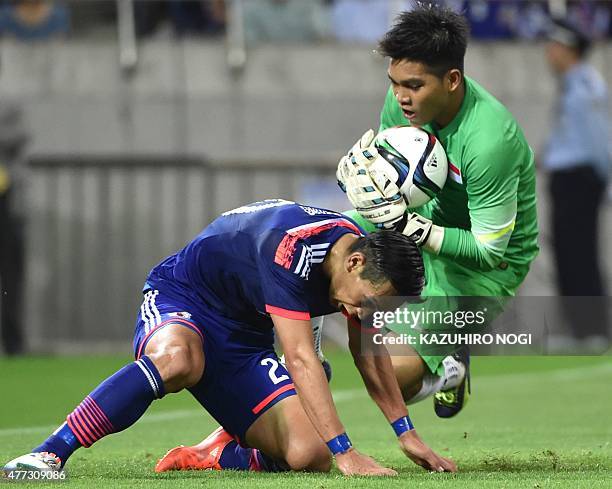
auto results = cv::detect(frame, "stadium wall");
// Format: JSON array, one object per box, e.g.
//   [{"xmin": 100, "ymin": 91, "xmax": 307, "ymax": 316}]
[{"xmin": 1, "ymin": 39, "xmax": 610, "ymax": 158}]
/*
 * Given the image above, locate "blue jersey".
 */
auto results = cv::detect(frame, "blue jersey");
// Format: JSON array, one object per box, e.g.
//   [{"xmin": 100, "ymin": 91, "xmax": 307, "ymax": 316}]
[{"xmin": 144, "ymin": 200, "xmax": 364, "ymax": 328}]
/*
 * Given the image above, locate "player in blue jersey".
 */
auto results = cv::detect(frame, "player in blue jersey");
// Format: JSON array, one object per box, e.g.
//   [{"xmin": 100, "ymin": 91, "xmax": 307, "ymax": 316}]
[{"xmin": 3, "ymin": 199, "xmax": 455, "ymax": 477}]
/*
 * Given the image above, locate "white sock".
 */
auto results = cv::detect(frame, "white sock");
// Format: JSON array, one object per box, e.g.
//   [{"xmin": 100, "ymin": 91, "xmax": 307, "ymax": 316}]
[
  {"xmin": 406, "ymin": 355, "xmax": 465, "ymax": 405},
  {"xmin": 280, "ymin": 316, "xmax": 325, "ymax": 367},
  {"xmin": 440, "ymin": 355, "xmax": 465, "ymax": 390},
  {"xmin": 311, "ymin": 316, "xmax": 325, "ymax": 361},
  {"xmin": 407, "ymin": 371, "xmax": 446, "ymax": 405}
]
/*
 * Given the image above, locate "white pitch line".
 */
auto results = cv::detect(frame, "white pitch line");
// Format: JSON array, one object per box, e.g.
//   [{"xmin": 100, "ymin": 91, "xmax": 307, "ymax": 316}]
[
  {"xmin": 0, "ymin": 389, "xmax": 366, "ymax": 438},
  {"xmin": 0, "ymin": 362, "xmax": 609, "ymax": 437}
]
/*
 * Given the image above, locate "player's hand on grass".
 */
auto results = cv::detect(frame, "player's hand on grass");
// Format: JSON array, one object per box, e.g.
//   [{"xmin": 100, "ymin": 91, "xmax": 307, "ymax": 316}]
[
  {"xmin": 335, "ymin": 448, "xmax": 398, "ymax": 476},
  {"xmin": 398, "ymin": 430, "xmax": 457, "ymax": 473}
]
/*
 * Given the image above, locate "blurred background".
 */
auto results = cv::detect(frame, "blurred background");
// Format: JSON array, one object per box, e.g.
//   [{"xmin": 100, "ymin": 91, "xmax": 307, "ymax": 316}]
[{"xmin": 0, "ymin": 0, "xmax": 610, "ymax": 356}]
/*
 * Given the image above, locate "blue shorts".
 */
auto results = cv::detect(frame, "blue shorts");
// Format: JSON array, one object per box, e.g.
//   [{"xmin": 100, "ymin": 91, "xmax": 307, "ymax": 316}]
[{"xmin": 133, "ymin": 289, "xmax": 296, "ymax": 443}]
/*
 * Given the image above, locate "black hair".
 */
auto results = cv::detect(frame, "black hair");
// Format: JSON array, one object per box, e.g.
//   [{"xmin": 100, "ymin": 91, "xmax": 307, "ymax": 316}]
[
  {"xmin": 548, "ymin": 17, "xmax": 591, "ymax": 58},
  {"xmin": 378, "ymin": 3, "xmax": 469, "ymax": 77},
  {"xmin": 349, "ymin": 230, "xmax": 425, "ymax": 297}
]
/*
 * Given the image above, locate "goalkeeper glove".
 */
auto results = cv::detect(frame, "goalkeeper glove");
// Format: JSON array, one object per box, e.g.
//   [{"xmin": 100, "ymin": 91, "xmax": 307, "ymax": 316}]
[
  {"xmin": 340, "ymin": 147, "xmax": 408, "ymax": 229},
  {"xmin": 395, "ymin": 212, "xmax": 445, "ymax": 254},
  {"xmin": 336, "ymin": 129, "xmax": 375, "ymax": 192}
]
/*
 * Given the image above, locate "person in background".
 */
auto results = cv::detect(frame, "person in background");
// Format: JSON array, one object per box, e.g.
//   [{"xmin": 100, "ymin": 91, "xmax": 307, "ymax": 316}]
[
  {"xmin": 166, "ymin": 0, "xmax": 225, "ymax": 37},
  {"xmin": 331, "ymin": 0, "xmax": 415, "ymax": 44},
  {"xmin": 0, "ymin": 94, "xmax": 30, "ymax": 355},
  {"xmin": 243, "ymin": 0, "xmax": 329, "ymax": 43},
  {"xmin": 0, "ymin": 0, "xmax": 69, "ymax": 41},
  {"xmin": 543, "ymin": 17, "xmax": 610, "ymax": 351}
]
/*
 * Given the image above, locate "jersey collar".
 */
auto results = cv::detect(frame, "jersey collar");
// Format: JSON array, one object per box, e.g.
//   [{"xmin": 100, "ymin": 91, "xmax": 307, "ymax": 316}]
[{"xmin": 429, "ymin": 76, "xmax": 474, "ymax": 142}]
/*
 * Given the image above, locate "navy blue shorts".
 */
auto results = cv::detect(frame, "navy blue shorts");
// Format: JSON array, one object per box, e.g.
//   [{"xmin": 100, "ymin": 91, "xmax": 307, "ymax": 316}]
[{"xmin": 133, "ymin": 289, "xmax": 296, "ymax": 443}]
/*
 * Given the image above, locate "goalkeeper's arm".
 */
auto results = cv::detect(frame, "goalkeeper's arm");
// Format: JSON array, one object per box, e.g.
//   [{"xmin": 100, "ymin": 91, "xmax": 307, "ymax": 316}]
[
  {"xmin": 397, "ymin": 146, "xmax": 520, "ymax": 270},
  {"xmin": 340, "ymin": 150, "xmax": 519, "ymax": 271}
]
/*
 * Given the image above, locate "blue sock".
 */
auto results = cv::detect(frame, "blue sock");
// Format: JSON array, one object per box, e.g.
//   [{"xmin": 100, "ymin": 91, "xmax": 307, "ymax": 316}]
[
  {"xmin": 32, "ymin": 423, "xmax": 80, "ymax": 465},
  {"xmin": 33, "ymin": 356, "xmax": 164, "ymax": 464},
  {"xmin": 254, "ymin": 449, "xmax": 289, "ymax": 472},
  {"xmin": 218, "ymin": 441, "xmax": 251, "ymax": 470},
  {"xmin": 218, "ymin": 443, "xmax": 288, "ymax": 472}
]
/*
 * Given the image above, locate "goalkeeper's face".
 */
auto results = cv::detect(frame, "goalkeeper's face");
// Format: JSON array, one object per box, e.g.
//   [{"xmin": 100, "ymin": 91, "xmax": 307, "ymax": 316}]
[{"xmin": 387, "ymin": 59, "xmax": 459, "ymax": 127}]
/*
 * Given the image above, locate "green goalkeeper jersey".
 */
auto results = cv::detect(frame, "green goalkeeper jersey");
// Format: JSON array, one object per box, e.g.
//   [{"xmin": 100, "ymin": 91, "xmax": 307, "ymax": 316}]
[{"xmin": 375, "ymin": 76, "xmax": 539, "ymax": 296}]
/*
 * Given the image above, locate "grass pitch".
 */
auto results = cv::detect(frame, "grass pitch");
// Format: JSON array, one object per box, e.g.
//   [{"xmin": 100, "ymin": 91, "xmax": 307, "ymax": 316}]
[{"xmin": 1, "ymin": 353, "xmax": 611, "ymax": 488}]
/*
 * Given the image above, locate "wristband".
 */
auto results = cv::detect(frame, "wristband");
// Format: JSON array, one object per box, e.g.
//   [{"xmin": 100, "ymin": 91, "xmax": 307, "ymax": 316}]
[
  {"xmin": 391, "ymin": 415, "xmax": 414, "ymax": 436},
  {"xmin": 326, "ymin": 433, "xmax": 353, "ymax": 455}
]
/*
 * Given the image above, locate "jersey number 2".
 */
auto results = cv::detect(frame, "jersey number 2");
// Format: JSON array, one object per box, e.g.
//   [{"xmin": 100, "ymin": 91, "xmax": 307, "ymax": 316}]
[{"xmin": 261, "ymin": 358, "xmax": 289, "ymax": 385}]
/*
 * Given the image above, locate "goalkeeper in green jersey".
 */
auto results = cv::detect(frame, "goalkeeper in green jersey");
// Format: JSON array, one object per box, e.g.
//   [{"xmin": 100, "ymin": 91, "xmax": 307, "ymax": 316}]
[{"xmin": 335, "ymin": 4, "xmax": 539, "ymax": 418}]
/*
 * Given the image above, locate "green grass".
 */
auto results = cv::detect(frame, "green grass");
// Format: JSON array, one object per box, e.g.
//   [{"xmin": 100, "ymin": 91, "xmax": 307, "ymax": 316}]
[{"xmin": 1, "ymin": 353, "xmax": 611, "ymax": 488}]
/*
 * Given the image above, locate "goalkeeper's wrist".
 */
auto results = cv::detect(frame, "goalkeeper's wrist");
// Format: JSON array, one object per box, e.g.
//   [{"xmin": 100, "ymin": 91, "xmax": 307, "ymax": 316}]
[
  {"xmin": 392, "ymin": 212, "xmax": 410, "ymax": 233},
  {"xmin": 423, "ymin": 224, "xmax": 444, "ymax": 255},
  {"xmin": 395, "ymin": 212, "xmax": 444, "ymax": 254},
  {"xmin": 391, "ymin": 415, "xmax": 415, "ymax": 437}
]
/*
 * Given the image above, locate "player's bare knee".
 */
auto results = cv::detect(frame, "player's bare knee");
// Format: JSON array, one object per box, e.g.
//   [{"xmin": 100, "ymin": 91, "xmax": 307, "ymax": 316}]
[
  {"xmin": 308, "ymin": 444, "xmax": 332, "ymax": 472},
  {"xmin": 285, "ymin": 440, "xmax": 331, "ymax": 472},
  {"xmin": 149, "ymin": 345, "xmax": 204, "ymax": 391}
]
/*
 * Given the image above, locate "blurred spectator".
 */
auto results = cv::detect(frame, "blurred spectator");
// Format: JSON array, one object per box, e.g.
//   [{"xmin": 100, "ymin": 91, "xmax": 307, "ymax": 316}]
[
  {"xmin": 133, "ymin": 0, "xmax": 166, "ymax": 38},
  {"xmin": 134, "ymin": 0, "xmax": 225, "ymax": 37},
  {"xmin": 243, "ymin": 0, "xmax": 328, "ymax": 43},
  {"xmin": 168, "ymin": 0, "xmax": 225, "ymax": 36},
  {"xmin": 331, "ymin": 0, "xmax": 416, "ymax": 44},
  {"xmin": 567, "ymin": 0, "xmax": 610, "ymax": 41},
  {"xmin": 510, "ymin": 0, "xmax": 550, "ymax": 39},
  {"xmin": 447, "ymin": 0, "xmax": 549, "ymax": 40},
  {"xmin": 444, "ymin": 1, "xmax": 612, "ymax": 41},
  {"xmin": 134, "ymin": 0, "xmax": 225, "ymax": 38},
  {"xmin": 0, "ymin": 0, "xmax": 69, "ymax": 41},
  {"xmin": 0, "ymin": 97, "xmax": 29, "ymax": 355},
  {"xmin": 64, "ymin": 0, "xmax": 115, "ymax": 37},
  {"xmin": 543, "ymin": 17, "xmax": 610, "ymax": 351},
  {"xmin": 461, "ymin": 0, "xmax": 516, "ymax": 39}
]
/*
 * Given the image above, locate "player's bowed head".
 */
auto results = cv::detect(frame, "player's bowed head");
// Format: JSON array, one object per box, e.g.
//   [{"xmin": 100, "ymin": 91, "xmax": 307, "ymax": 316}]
[{"xmin": 325, "ymin": 230, "xmax": 425, "ymax": 320}]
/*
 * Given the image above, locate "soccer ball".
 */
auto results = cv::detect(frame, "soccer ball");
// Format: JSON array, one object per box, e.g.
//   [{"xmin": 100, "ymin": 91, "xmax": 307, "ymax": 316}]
[{"xmin": 372, "ymin": 126, "xmax": 448, "ymax": 208}]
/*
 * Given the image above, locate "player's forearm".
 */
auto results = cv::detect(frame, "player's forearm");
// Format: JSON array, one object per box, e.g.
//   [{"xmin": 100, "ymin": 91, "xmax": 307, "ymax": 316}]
[
  {"xmin": 349, "ymin": 335, "xmax": 408, "ymax": 423},
  {"xmin": 355, "ymin": 354, "xmax": 409, "ymax": 422},
  {"xmin": 283, "ymin": 351, "xmax": 346, "ymax": 441}
]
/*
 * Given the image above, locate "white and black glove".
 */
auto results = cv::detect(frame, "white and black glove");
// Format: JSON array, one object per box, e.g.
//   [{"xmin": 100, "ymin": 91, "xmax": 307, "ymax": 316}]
[
  {"xmin": 342, "ymin": 150, "xmax": 408, "ymax": 229},
  {"xmin": 337, "ymin": 131, "xmax": 408, "ymax": 229},
  {"xmin": 336, "ymin": 129, "xmax": 376, "ymax": 192},
  {"xmin": 395, "ymin": 212, "xmax": 445, "ymax": 254}
]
